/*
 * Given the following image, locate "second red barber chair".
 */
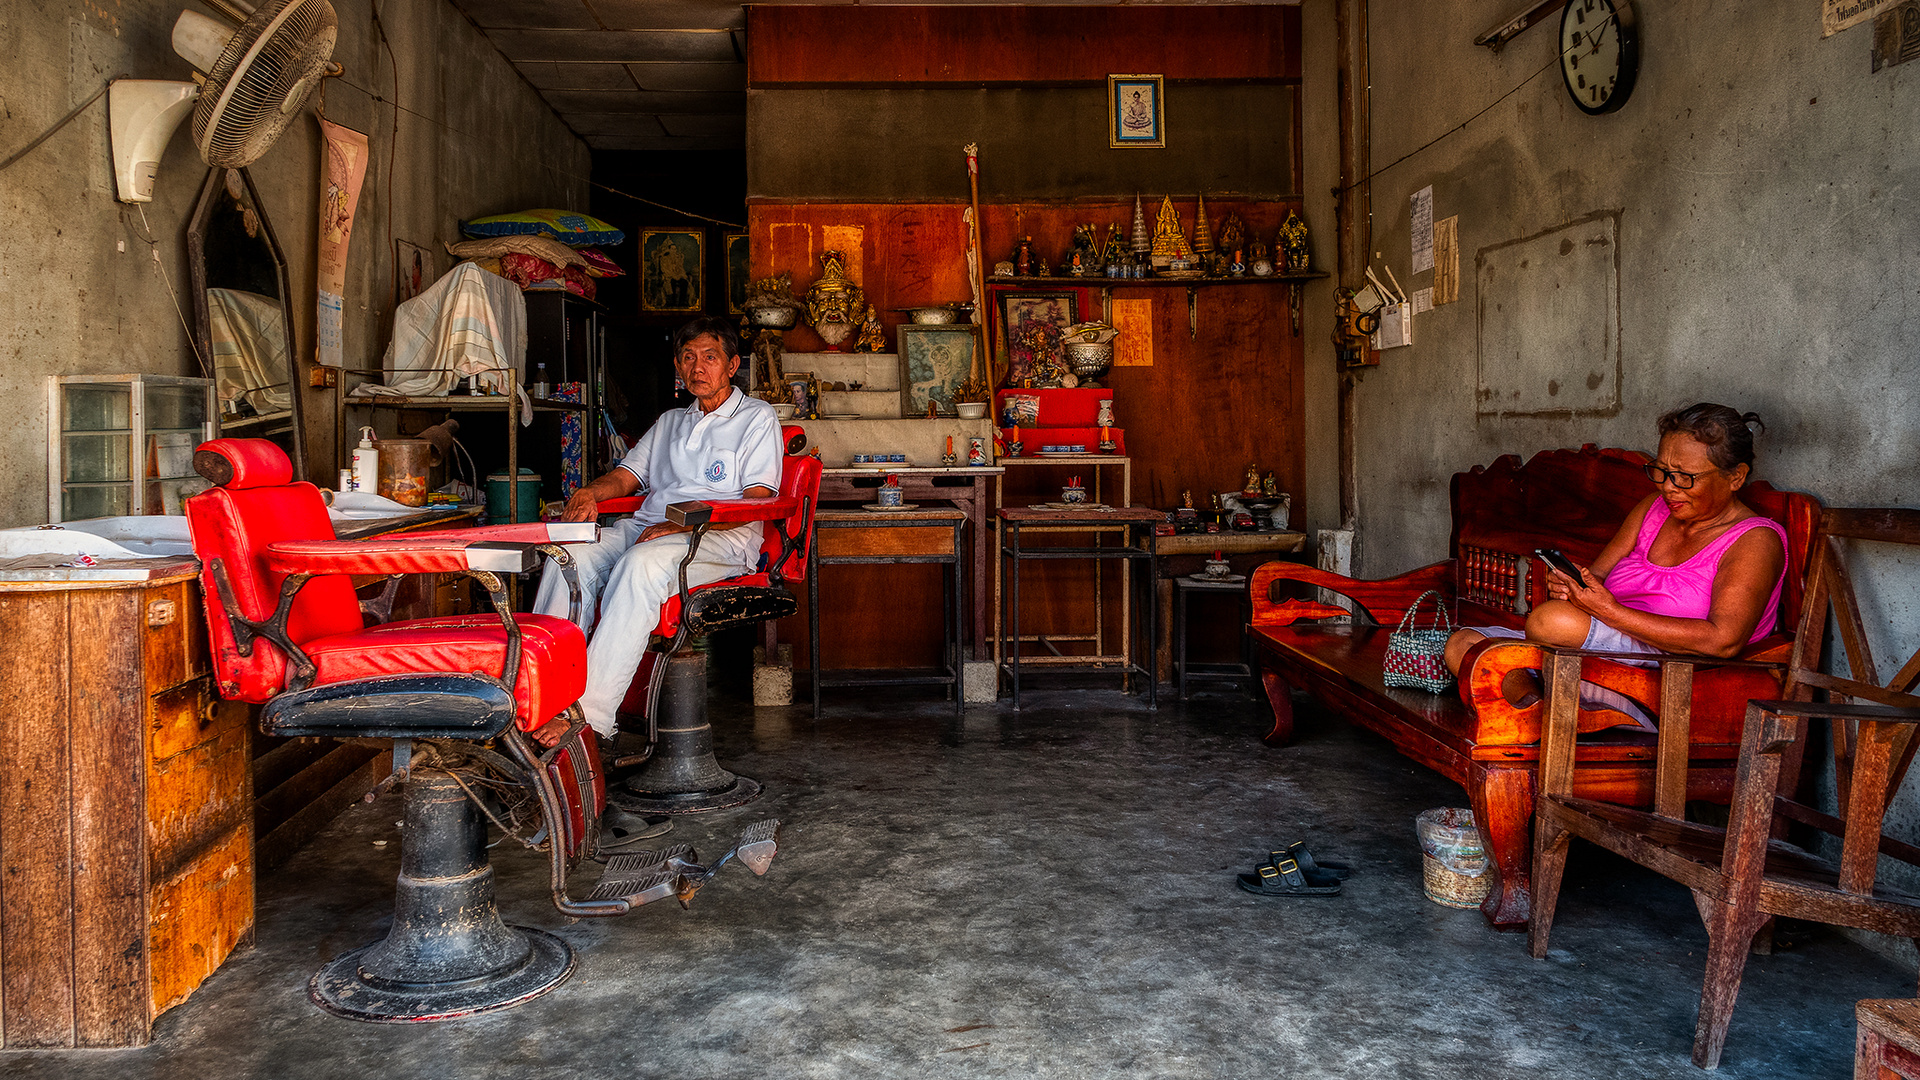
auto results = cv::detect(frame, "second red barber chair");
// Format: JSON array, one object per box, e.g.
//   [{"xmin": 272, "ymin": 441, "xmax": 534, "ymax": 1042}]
[{"xmin": 596, "ymin": 424, "xmax": 821, "ymax": 814}]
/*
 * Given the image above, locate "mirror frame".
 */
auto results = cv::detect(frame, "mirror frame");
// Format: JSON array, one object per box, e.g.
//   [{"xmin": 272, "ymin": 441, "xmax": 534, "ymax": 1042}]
[{"xmin": 186, "ymin": 165, "xmax": 308, "ymax": 481}]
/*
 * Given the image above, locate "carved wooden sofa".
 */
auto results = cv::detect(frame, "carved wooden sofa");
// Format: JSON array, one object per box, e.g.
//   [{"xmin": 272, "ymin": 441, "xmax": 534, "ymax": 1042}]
[{"xmin": 1247, "ymin": 445, "xmax": 1820, "ymax": 927}]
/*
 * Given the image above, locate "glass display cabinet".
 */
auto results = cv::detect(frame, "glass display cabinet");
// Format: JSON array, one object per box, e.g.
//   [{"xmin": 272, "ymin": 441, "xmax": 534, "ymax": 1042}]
[{"xmin": 48, "ymin": 374, "xmax": 218, "ymax": 521}]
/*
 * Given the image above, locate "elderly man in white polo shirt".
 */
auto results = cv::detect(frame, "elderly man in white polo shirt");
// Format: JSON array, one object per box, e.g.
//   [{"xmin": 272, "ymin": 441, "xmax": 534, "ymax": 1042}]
[{"xmin": 533, "ymin": 316, "xmax": 780, "ymax": 750}]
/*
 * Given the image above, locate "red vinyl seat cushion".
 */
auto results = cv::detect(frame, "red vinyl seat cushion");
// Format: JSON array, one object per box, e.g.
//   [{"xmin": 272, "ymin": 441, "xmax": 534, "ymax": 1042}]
[{"xmin": 302, "ymin": 614, "xmax": 586, "ymax": 730}]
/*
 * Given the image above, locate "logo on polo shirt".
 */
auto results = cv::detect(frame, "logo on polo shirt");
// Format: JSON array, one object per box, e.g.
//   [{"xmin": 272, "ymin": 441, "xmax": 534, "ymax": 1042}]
[{"xmin": 706, "ymin": 459, "xmax": 727, "ymax": 482}]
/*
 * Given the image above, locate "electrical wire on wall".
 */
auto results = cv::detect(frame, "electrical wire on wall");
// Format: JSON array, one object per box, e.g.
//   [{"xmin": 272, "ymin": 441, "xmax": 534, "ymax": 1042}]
[
  {"xmin": 126, "ymin": 203, "xmax": 213, "ymax": 379},
  {"xmin": 1342, "ymin": 11, "xmax": 1616, "ymax": 195}
]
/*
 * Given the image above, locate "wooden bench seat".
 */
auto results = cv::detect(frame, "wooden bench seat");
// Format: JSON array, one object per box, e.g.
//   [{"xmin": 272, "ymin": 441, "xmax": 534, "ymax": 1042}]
[{"xmin": 1248, "ymin": 445, "xmax": 1820, "ymax": 928}]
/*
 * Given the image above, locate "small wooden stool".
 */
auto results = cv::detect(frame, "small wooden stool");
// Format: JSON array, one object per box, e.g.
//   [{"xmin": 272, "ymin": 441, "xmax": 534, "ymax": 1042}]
[{"xmin": 1857, "ymin": 999, "xmax": 1920, "ymax": 1080}]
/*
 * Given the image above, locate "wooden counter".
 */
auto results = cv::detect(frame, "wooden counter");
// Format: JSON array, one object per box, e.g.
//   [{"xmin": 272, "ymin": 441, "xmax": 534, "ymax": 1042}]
[{"xmin": 0, "ymin": 563, "xmax": 252, "ymax": 1048}]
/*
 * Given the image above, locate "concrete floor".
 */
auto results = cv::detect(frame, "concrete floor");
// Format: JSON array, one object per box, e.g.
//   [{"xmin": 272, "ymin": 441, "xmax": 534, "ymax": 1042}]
[{"xmin": 5, "ymin": 683, "xmax": 1911, "ymax": 1078}]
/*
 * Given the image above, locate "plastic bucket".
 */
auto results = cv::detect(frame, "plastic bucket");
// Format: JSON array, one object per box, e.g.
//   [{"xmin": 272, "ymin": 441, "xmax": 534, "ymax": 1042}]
[
  {"xmin": 486, "ymin": 471, "xmax": 542, "ymax": 523},
  {"xmin": 1415, "ymin": 808, "xmax": 1491, "ymax": 909}
]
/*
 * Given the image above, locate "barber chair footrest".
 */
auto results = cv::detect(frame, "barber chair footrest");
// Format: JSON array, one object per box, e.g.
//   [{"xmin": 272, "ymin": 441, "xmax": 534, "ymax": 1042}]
[
  {"xmin": 309, "ymin": 926, "xmax": 574, "ymax": 1023},
  {"xmin": 587, "ymin": 844, "xmax": 695, "ymax": 906}
]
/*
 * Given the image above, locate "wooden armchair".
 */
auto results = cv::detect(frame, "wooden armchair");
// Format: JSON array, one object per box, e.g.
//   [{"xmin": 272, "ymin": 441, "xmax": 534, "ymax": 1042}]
[{"xmin": 1529, "ymin": 507, "xmax": 1920, "ymax": 1069}]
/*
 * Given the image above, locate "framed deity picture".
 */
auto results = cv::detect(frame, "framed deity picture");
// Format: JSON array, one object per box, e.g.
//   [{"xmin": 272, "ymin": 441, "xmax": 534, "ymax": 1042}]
[
  {"xmin": 640, "ymin": 228, "xmax": 704, "ymax": 312},
  {"xmin": 1108, "ymin": 74, "xmax": 1165, "ymax": 148},
  {"xmin": 898, "ymin": 325, "xmax": 981, "ymax": 417},
  {"xmin": 996, "ymin": 290, "xmax": 1079, "ymax": 386},
  {"xmin": 723, "ymin": 233, "xmax": 751, "ymax": 314}
]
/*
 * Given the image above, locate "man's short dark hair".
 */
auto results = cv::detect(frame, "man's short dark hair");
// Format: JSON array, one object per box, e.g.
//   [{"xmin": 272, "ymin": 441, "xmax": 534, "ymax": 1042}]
[{"xmin": 673, "ymin": 316, "xmax": 741, "ymax": 360}]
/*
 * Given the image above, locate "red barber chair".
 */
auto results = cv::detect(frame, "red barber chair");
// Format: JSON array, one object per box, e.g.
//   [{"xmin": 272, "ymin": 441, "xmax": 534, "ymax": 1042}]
[
  {"xmin": 183, "ymin": 439, "xmax": 779, "ymax": 1023},
  {"xmin": 597, "ymin": 425, "xmax": 821, "ymax": 815}
]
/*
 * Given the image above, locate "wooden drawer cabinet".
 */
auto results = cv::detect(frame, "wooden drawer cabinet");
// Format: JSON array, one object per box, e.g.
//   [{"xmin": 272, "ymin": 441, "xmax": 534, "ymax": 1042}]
[{"xmin": 0, "ymin": 565, "xmax": 253, "ymax": 1048}]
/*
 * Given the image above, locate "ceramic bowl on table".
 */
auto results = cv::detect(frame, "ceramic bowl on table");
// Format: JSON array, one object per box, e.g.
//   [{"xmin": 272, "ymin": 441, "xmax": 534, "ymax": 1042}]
[
  {"xmin": 772, "ymin": 402, "xmax": 796, "ymax": 419},
  {"xmin": 954, "ymin": 402, "xmax": 988, "ymax": 420}
]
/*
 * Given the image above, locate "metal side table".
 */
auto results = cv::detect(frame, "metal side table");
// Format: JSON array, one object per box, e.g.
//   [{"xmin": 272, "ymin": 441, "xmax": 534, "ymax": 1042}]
[{"xmin": 997, "ymin": 505, "xmax": 1161, "ymax": 710}]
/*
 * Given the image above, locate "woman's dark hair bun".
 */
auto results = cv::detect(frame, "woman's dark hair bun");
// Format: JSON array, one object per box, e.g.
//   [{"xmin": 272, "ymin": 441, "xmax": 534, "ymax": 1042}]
[{"xmin": 1657, "ymin": 402, "xmax": 1762, "ymax": 471}]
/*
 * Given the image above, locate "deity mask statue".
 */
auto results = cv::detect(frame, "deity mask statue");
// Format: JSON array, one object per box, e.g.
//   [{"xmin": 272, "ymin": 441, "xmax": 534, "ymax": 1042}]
[{"xmin": 805, "ymin": 250, "xmax": 868, "ymax": 349}]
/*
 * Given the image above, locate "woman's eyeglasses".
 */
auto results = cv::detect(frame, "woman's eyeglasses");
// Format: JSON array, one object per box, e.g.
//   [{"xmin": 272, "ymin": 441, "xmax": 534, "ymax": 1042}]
[{"xmin": 1643, "ymin": 463, "xmax": 1720, "ymax": 490}]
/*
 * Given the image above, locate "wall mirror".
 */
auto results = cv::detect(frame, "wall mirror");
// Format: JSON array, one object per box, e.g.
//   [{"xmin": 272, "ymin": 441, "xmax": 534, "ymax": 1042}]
[{"xmin": 187, "ymin": 166, "xmax": 308, "ymax": 479}]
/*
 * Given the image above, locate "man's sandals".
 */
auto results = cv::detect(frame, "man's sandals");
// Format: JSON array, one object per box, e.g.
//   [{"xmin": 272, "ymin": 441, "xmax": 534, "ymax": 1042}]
[{"xmin": 1236, "ymin": 841, "xmax": 1352, "ymax": 898}]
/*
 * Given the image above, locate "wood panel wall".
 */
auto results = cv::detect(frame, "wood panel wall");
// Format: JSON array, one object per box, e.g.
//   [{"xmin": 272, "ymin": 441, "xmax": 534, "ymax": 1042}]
[
  {"xmin": 749, "ymin": 200, "xmax": 1307, "ymax": 507},
  {"xmin": 748, "ymin": 6, "xmax": 1301, "ymax": 85}
]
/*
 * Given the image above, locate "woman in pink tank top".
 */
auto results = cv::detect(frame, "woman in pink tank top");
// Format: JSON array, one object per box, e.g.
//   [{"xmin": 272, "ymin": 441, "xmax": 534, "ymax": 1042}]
[{"xmin": 1444, "ymin": 403, "xmax": 1788, "ymax": 725}]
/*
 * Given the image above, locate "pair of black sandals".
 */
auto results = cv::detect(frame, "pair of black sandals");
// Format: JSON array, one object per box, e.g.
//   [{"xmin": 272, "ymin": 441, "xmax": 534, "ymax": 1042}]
[{"xmin": 1236, "ymin": 840, "xmax": 1352, "ymax": 897}]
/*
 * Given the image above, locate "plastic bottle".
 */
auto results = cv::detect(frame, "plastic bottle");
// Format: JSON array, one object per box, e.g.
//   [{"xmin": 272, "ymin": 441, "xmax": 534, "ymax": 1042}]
[
  {"xmin": 351, "ymin": 427, "xmax": 380, "ymax": 494},
  {"xmin": 530, "ymin": 363, "xmax": 550, "ymax": 399}
]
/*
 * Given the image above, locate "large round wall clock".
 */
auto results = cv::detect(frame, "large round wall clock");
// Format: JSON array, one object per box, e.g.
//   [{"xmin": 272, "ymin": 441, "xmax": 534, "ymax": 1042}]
[{"xmin": 1559, "ymin": 0, "xmax": 1640, "ymax": 115}]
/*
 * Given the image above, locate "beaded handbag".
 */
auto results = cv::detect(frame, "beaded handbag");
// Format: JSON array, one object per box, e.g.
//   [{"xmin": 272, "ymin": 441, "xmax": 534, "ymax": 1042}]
[{"xmin": 1383, "ymin": 590, "xmax": 1457, "ymax": 693}]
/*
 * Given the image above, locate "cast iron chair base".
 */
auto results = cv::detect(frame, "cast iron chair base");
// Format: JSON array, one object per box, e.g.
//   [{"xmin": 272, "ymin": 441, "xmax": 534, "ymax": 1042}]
[
  {"xmin": 609, "ymin": 652, "xmax": 764, "ymax": 817},
  {"xmin": 308, "ymin": 769, "xmax": 575, "ymax": 1023}
]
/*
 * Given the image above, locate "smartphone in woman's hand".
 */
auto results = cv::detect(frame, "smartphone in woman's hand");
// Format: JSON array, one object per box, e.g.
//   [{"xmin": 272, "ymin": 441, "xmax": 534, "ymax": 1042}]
[{"xmin": 1534, "ymin": 548, "xmax": 1587, "ymax": 585}]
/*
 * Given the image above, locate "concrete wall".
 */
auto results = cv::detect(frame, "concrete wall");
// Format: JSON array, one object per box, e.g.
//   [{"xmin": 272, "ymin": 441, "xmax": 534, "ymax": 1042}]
[
  {"xmin": 1330, "ymin": 0, "xmax": 1920, "ymax": 958},
  {"xmin": 1341, "ymin": 0, "xmax": 1918, "ymax": 578},
  {"xmin": 0, "ymin": 0, "xmax": 588, "ymax": 525}
]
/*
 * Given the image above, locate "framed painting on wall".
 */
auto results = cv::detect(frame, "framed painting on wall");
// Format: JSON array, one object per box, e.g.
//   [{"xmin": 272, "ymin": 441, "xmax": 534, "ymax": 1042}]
[
  {"xmin": 1108, "ymin": 74, "xmax": 1165, "ymax": 148},
  {"xmin": 898, "ymin": 325, "xmax": 981, "ymax": 417},
  {"xmin": 996, "ymin": 290, "xmax": 1079, "ymax": 386},
  {"xmin": 723, "ymin": 233, "xmax": 751, "ymax": 314},
  {"xmin": 640, "ymin": 228, "xmax": 704, "ymax": 312}
]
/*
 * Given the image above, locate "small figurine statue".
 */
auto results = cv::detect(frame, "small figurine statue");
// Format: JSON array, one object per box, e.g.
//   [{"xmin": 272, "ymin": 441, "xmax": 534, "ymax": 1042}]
[
  {"xmin": 1217, "ymin": 214, "xmax": 1247, "ymax": 269},
  {"xmin": 1150, "ymin": 196, "xmax": 1195, "ymax": 271},
  {"xmin": 1101, "ymin": 225, "xmax": 1128, "ymax": 276},
  {"xmin": 1263, "ymin": 471, "xmax": 1279, "ymax": 498},
  {"xmin": 1182, "ymin": 490, "xmax": 1194, "ymax": 510},
  {"xmin": 1131, "ymin": 194, "xmax": 1151, "ymax": 259},
  {"xmin": 1067, "ymin": 224, "xmax": 1098, "ymax": 277},
  {"xmin": 1279, "ymin": 210, "xmax": 1311, "ymax": 273},
  {"xmin": 1242, "ymin": 463, "xmax": 1262, "ymax": 498},
  {"xmin": 1249, "ymin": 238, "xmax": 1274, "ymax": 278},
  {"xmin": 853, "ymin": 303, "xmax": 887, "ymax": 353}
]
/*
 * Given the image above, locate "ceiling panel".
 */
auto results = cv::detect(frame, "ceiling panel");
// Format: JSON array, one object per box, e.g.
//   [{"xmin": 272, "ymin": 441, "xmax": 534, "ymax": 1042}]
[
  {"xmin": 542, "ymin": 89, "xmax": 746, "ymax": 113},
  {"xmin": 585, "ymin": 134, "xmax": 747, "ymax": 151},
  {"xmin": 658, "ymin": 114, "xmax": 747, "ymax": 137},
  {"xmin": 487, "ymin": 28, "xmax": 741, "ymax": 63},
  {"xmin": 566, "ymin": 112, "xmax": 672, "ymax": 136},
  {"xmin": 586, "ymin": 0, "xmax": 747, "ymax": 30},
  {"xmin": 515, "ymin": 61, "xmax": 638, "ymax": 90},
  {"xmin": 625, "ymin": 62, "xmax": 747, "ymax": 92},
  {"xmin": 457, "ymin": 0, "xmax": 597, "ymax": 28}
]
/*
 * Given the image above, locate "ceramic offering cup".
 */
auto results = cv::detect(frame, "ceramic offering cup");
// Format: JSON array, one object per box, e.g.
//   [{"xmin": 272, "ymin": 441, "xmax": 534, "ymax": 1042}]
[
  {"xmin": 852, "ymin": 453, "xmax": 870, "ymax": 464},
  {"xmin": 1061, "ymin": 486, "xmax": 1087, "ymax": 504},
  {"xmin": 1204, "ymin": 556, "xmax": 1232, "ymax": 579},
  {"xmin": 877, "ymin": 477, "xmax": 904, "ymax": 507},
  {"xmin": 1008, "ymin": 440, "xmax": 1024, "ymax": 458}
]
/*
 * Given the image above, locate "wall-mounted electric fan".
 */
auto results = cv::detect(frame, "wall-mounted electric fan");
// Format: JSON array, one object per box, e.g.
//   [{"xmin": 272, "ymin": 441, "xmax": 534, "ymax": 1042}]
[{"xmin": 110, "ymin": 0, "xmax": 338, "ymax": 203}]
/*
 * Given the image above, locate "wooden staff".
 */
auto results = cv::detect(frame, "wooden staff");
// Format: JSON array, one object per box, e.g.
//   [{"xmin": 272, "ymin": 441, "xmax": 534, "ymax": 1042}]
[{"xmin": 964, "ymin": 143, "xmax": 990, "ymax": 388}]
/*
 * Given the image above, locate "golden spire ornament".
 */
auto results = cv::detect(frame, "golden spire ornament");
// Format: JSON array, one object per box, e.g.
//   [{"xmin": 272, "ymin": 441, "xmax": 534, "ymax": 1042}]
[{"xmin": 1193, "ymin": 194, "xmax": 1214, "ymax": 257}]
